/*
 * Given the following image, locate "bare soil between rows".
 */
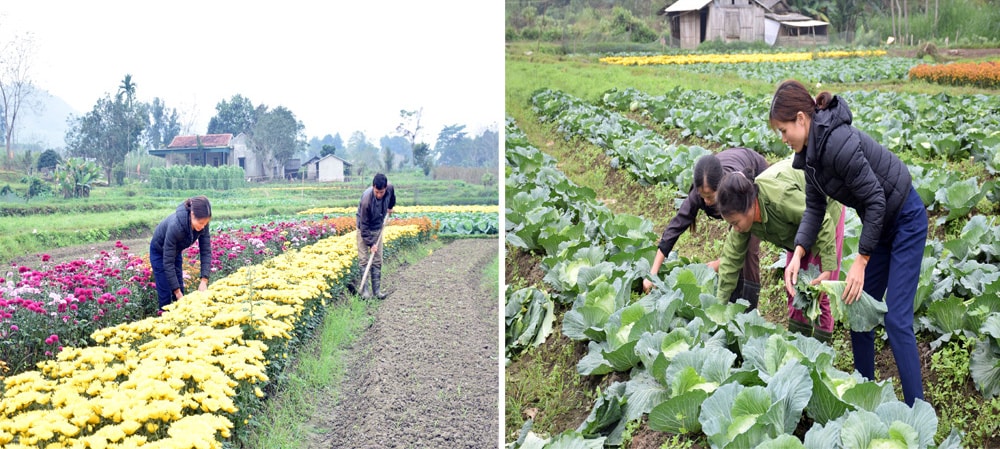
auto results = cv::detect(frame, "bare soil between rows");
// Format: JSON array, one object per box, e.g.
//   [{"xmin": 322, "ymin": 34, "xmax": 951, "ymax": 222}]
[
  {"xmin": 305, "ymin": 238, "xmax": 500, "ymax": 449},
  {"xmin": 6, "ymin": 235, "xmax": 153, "ymax": 269}
]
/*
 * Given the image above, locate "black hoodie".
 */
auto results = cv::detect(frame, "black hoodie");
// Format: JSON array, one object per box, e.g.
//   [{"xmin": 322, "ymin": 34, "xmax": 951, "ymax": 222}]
[
  {"xmin": 150, "ymin": 202, "xmax": 212, "ymax": 291},
  {"xmin": 792, "ymin": 95, "xmax": 913, "ymax": 256},
  {"xmin": 657, "ymin": 147, "xmax": 769, "ymax": 256}
]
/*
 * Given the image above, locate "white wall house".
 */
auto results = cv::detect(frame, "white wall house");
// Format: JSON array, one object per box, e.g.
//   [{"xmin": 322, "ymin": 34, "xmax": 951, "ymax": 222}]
[{"xmin": 303, "ymin": 154, "xmax": 352, "ymax": 182}]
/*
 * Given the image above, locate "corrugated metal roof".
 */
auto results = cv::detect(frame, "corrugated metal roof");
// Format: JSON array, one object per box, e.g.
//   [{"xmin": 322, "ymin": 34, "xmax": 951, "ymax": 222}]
[
  {"xmin": 166, "ymin": 134, "xmax": 234, "ymax": 149},
  {"xmin": 766, "ymin": 12, "xmax": 815, "ymax": 22},
  {"xmin": 781, "ymin": 19, "xmax": 829, "ymax": 27},
  {"xmin": 664, "ymin": 0, "xmax": 713, "ymax": 13}
]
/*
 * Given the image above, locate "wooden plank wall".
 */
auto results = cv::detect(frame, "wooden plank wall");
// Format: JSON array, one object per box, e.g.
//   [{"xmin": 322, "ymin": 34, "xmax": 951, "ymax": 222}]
[
  {"xmin": 680, "ymin": 12, "xmax": 701, "ymax": 49},
  {"xmin": 705, "ymin": 4, "xmax": 765, "ymax": 44}
]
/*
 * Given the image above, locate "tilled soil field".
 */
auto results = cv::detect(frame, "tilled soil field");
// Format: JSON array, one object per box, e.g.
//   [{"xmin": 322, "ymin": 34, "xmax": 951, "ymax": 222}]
[{"xmin": 306, "ymin": 238, "xmax": 500, "ymax": 449}]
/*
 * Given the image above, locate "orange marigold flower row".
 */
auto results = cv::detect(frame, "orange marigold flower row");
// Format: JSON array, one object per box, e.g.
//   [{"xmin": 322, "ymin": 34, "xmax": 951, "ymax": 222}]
[
  {"xmin": 389, "ymin": 217, "xmax": 439, "ymax": 235},
  {"xmin": 908, "ymin": 61, "xmax": 1000, "ymax": 89}
]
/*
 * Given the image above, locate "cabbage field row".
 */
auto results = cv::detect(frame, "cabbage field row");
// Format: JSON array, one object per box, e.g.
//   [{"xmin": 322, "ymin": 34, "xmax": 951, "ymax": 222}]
[{"xmin": 505, "ymin": 119, "xmax": 966, "ymax": 448}]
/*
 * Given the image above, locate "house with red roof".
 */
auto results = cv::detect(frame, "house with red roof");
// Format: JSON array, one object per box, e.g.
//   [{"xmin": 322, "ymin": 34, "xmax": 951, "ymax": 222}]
[{"xmin": 149, "ymin": 132, "xmax": 278, "ymax": 180}]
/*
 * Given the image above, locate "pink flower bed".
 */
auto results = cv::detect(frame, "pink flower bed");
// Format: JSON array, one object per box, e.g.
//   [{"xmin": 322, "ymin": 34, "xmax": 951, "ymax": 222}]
[{"xmin": 1, "ymin": 218, "xmax": 344, "ymax": 375}]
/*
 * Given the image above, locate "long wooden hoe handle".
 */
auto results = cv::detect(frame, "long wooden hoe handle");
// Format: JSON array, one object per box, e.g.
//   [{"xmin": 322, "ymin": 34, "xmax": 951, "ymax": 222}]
[{"xmin": 358, "ymin": 213, "xmax": 390, "ymax": 294}]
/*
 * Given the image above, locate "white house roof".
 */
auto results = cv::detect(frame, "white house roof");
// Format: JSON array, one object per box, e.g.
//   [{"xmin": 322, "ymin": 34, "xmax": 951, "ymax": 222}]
[{"xmin": 664, "ymin": 0, "xmax": 713, "ymax": 13}]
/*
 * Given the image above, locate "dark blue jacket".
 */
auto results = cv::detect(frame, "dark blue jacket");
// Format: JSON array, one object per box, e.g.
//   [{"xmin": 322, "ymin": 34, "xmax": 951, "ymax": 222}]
[
  {"xmin": 356, "ymin": 184, "xmax": 396, "ymax": 247},
  {"xmin": 150, "ymin": 202, "xmax": 212, "ymax": 291},
  {"xmin": 793, "ymin": 95, "xmax": 912, "ymax": 256},
  {"xmin": 657, "ymin": 147, "xmax": 769, "ymax": 256}
]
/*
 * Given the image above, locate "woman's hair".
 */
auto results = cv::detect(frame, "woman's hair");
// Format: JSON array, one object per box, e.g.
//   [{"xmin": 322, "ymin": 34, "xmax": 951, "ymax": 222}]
[
  {"xmin": 716, "ymin": 168, "xmax": 759, "ymax": 218},
  {"xmin": 768, "ymin": 79, "xmax": 833, "ymax": 130},
  {"xmin": 693, "ymin": 154, "xmax": 724, "ymax": 192},
  {"xmin": 186, "ymin": 195, "xmax": 212, "ymax": 219}
]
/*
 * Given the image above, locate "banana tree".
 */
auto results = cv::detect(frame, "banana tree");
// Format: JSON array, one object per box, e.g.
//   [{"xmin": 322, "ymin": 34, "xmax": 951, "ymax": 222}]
[{"xmin": 53, "ymin": 158, "xmax": 101, "ymax": 198}]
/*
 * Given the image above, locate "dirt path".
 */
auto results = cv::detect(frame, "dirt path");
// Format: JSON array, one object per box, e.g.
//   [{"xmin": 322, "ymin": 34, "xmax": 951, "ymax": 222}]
[
  {"xmin": 305, "ymin": 238, "xmax": 499, "ymax": 449},
  {"xmin": 6, "ymin": 236, "xmax": 152, "ymax": 269}
]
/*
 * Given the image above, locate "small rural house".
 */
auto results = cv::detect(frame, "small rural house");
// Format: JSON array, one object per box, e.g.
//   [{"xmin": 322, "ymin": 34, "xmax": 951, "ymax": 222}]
[
  {"xmin": 149, "ymin": 134, "xmax": 234, "ymax": 167},
  {"xmin": 283, "ymin": 159, "xmax": 302, "ymax": 180},
  {"xmin": 230, "ymin": 133, "xmax": 278, "ymax": 180},
  {"xmin": 150, "ymin": 133, "xmax": 280, "ymax": 180},
  {"xmin": 302, "ymin": 154, "xmax": 352, "ymax": 182},
  {"xmin": 660, "ymin": 0, "xmax": 829, "ymax": 49}
]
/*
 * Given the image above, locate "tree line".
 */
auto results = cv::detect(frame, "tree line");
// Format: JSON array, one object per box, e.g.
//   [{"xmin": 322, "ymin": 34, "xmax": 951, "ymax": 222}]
[
  {"xmin": 2, "ymin": 70, "xmax": 497, "ymax": 185},
  {"xmin": 0, "ymin": 28, "xmax": 498, "ymax": 186},
  {"xmin": 506, "ymin": 0, "xmax": 1000, "ymax": 46}
]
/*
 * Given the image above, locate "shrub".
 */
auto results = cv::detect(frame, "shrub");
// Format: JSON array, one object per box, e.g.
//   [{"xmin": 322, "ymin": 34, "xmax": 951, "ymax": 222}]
[
  {"xmin": 36, "ymin": 149, "xmax": 61, "ymax": 171},
  {"xmin": 112, "ymin": 165, "xmax": 126, "ymax": 186}
]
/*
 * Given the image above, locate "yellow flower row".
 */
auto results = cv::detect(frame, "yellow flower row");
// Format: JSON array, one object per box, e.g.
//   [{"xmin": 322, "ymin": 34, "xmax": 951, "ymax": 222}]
[
  {"xmin": 299, "ymin": 205, "xmax": 498, "ymax": 215},
  {"xmin": 599, "ymin": 49, "xmax": 887, "ymax": 66},
  {"xmin": 0, "ymin": 226, "xmax": 422, "ymax": 448}
]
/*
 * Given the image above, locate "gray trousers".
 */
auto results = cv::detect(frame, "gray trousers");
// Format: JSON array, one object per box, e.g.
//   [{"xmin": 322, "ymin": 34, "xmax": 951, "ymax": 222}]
[{"xmin": 357, "ymin": 231, "xmax": 383, "ymax": 270}]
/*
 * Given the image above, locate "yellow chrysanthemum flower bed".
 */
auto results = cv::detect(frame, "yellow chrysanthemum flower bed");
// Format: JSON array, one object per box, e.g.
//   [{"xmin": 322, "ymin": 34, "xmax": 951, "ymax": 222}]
[
  {"xmin": 0, "ymin": 226, "xmax": 424, "ymax": 448},
  {"xmin": 599, "ymin": 49, "xmax": 887, "ymax": 66},
  {"xmin": 298, "ymin": 205, "xmax": 498, "ymax": 215}
]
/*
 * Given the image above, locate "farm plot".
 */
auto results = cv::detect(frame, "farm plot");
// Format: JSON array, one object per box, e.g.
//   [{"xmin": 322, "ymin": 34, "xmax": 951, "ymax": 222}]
[
  {"xmin": 0, "ymin": 202, "xmax": 500, "ymax": 447},
  {"xmin": 506, "ymin": 78, "xmax": 1000, "ymax": 447}
]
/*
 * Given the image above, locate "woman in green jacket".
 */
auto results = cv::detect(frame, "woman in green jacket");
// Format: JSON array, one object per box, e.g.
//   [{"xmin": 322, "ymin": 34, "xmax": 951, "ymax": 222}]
[{"xmin": 714, "ymin": 158, "xmax": 845, "ymax": 342}]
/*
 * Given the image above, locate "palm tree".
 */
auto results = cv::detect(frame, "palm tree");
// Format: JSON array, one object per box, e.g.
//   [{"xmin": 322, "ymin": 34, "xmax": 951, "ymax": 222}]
[
  {"xmin": 117, "ymin": 74, "xmax": 137, "ymax": 156},
  {"xmin": 117, "ymin": 74, "xmax": 136, "ymax": 107}
]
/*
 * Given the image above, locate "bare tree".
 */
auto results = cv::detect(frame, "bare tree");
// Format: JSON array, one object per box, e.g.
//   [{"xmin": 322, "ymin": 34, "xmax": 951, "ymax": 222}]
[
  {"xmin": 396, "ymin": 108, "xmax": 424, "ymax": 150},
  {"xmin": 396, "ymin": 108, "xmax": 426, "ymax": 173},
  {"xmin": 934, "ymin": 0, "xmax": 939, "ymax": 37},
  {"xmin": 889, "ymin": 0, "xmax": 897, "ymax": 40},
  {"xmin": 0, "ymin": 30, "xmax": 37, "ymax": 161},
  {"xmin": 903, "ymin": 0, "xmax": 910, "ymax": 44}
]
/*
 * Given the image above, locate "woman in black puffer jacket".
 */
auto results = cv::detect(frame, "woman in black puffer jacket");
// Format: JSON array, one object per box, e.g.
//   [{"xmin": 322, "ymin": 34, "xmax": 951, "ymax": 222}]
[
  {"xmin": 150, "ymin": 196, "xmax": 213, "ymax": 311},
  {"xmin": 769, "ymin": 79, "xmax": 927, "ymax": 407}
]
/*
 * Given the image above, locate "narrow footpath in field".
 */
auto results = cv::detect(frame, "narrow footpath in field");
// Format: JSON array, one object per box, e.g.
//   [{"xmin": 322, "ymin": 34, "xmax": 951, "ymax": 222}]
[{"xmin": 305, "ymin": 238, "xmax": 499, "ymax": 449}]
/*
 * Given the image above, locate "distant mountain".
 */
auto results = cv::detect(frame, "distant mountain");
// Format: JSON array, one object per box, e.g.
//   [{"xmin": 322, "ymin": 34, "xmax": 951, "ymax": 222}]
[{"xmin": 11, "ymin": 87, "xmax": 80, "ymax": 150}]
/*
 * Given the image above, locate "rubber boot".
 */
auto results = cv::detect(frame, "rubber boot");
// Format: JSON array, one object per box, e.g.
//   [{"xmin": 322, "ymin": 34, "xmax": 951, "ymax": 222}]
[
  {"xmin": 371, "ymin": 266, "xmax": 387, "ymax": 300},
  {"xmin": 813, "ymin": 327, "xmax": 833, "ymax": 344},
  {"xmin": 360, "ymin": 269, "xmax": 372, "ymax": 299},
  {"xmin": 787, "ymin": 318, "xmax": 813, "ymax": 338},
  {"xmin": 741, "ymin": 281, "xmax": 761, "ymax": 312}
]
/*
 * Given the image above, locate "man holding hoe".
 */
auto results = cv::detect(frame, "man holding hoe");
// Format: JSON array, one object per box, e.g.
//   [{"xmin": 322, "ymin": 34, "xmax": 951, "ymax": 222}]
[{"xmin": 355, "ymin": 173, "xmax": 396, "ymax": 299}]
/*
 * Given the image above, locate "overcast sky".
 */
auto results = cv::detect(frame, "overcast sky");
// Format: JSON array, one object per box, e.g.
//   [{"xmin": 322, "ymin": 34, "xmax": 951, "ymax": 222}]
[{"xmin": 0, "ymin": 1, "xmax": 503, "ymax": 146}]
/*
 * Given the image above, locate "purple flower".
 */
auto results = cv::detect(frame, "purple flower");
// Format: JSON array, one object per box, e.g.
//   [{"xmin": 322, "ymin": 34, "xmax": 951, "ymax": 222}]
[
  {"xmin": 9, "ymin": 325, "xmax": 18, "ymax": 332},
  {"xmin": 45, "ymin": 334, "xmax": 59, "ymax": 345}
]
